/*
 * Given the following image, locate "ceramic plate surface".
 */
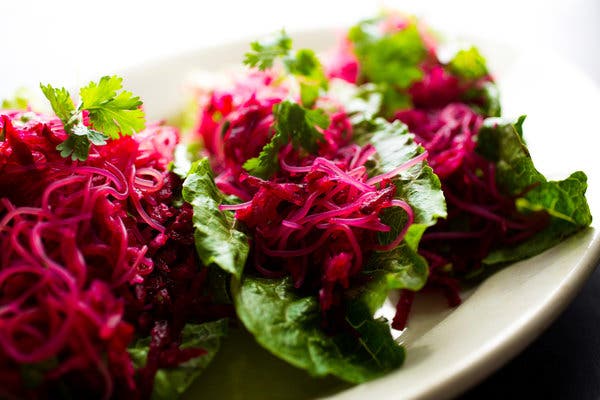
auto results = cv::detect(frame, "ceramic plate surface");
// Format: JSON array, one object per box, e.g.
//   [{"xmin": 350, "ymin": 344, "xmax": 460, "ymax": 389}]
[{"xmin": 121, "ymin": 29, "xmax": 600, "ymax": 400}]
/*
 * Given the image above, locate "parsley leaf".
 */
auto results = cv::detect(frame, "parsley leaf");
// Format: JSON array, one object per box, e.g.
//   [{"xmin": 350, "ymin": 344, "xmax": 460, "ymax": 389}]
[
  {"xmin": 79, "ymin": 76, "xmax": 145, "ymax": 139},
  {"xmin": 284, "ymin": 49, "xmax": 329, "ymax": 107},
  {"xmin": 56, "ymin": 135, "xmax": 90, "ymax": 161},
  {"xmin": 39, "ymin": 75, "xmax": 145, "ymax": 161},
  {"xmin": 244, "ymin": 30, "xmax": 292, "ymax": 70},
  {"xmin": 243, "ymin": 31, "xmax": 328, "ymax": 107},
  {"xmin": 243, "ymin": 100, "xmax": 330, "ymax": 179},
  {"xmin": 39, "ymin": 84, "xmax": 76, "ymax": 125}
]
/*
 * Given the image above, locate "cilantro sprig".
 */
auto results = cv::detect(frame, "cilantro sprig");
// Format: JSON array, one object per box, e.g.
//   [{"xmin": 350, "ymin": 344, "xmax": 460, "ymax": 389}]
[
  {"xmin": 40, "ymin": 75, "xmax": 145, "ymax": 161},
  {"xmin": 244, "ymin": 30, "xmax": 328, "ymax": 108},
  {"xmin": 243, "ymin": 100, "xmax": 330, "ymax": 179}
]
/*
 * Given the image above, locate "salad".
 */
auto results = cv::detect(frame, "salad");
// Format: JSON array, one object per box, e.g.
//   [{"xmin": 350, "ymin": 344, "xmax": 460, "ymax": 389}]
[{"xmin": 0, "ymin": 11, "xmax": 592, "ymax": 399}]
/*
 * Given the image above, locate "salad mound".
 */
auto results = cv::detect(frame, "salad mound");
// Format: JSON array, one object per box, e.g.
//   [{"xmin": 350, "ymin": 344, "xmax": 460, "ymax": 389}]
[
  {"xmin": 184, "ymin": 10, "xmax": 591, "ymax": 387},
  {"xmin": 189, "ymin": 54, "xmax": 443, "ymax": 380},
  {"xmin": 0, "ymin": 81, "xmax": 227, "ymax": 399},
  {"xmin": 327, "ymin": 12, "xmax": 591, "ymax": 327}
]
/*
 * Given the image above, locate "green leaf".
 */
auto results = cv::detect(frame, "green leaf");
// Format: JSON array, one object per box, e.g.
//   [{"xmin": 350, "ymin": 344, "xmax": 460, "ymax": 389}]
[
  {"xmin": 348, "ymin": 19, "xmax": 426, "ymax": 90},
  {"xmin": 128, "ymin": 319, "xmax": 228, "ymax": 400},
  {"xmin": 477, "ymin": 118, "xmax": 592, "ymax": 264},
  {"xmin": 39, "ymin": 84, "xmax": 76, "ymax": 124},
  {"xmin": 244, "ymin": 31, "xmax": 327, "ymax": 107},
  {"xmin": 182, "ymin": 158, "xmax": 249, "ymax": 278},
  {"xmin": 232, "ymin": 276, "xmax": 405, "ymax": 383},
  {"xmin": 360, "ymin": 243, "xmax": 429, "ymax": 313},
  {"xmin": 243, "ymin": 100, "xmax": 330, "ymax": 179},
  {"xmin": 80, "ymin": 75, "xmax": 145, "ymax": 139},
  {"xmin": 299, "ymin": 83, "xmax": 320, "ymax": 109},
  {"xmin": 514, "ymin": 114, "xmax": 527, "ymax": 138},
  {"xmin": 86, "ymin": 128, "xmax": 109, "ymax": 146},
  {"xmin": 39, "ymin": 75, "xmax": 145, "ymax": 161},
  {"xmin": 244, "ymin": 30, "xmax": 293, "ymax": 70},
  {"xmin": 462, "ymin": 81, "xmax": 502, "ymax": 118},
  {"xmin": 347, "ymin": 118, "xmax": 445, "ymax": 310},
  {"xmin": 357, "ymin": 118, "xmax": 446, "ymax": 243},
  {"xmin": 56, "ymin": 134, "xmax": 90, "ymax": 161},
  {"xmin": 285, "ymin": 48, "xmax": 329, "ymax": 107},
  {"xmin": 447, "ymin": 46, "xmax": 489, "ymax": 80}
]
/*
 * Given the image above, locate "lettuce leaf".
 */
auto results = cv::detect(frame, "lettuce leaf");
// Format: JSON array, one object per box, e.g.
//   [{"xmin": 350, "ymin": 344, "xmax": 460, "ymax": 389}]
[
  {"xmin": 128, "ymin": 319, "xmax": 228, "ymax": 400},
  {"xmin": 182, "ymin": 158, "xmax": 249, "ymax": 278},
  {"xmin": 347, "ymin": 118, "xmax": 446, "ymax": 309},
  {"xmin": 364, "ymin": 118, "xmax": 446, "ymax": 244},
  {"xmin": 477, "ymin": 118, "xmax": 592, "ymax": 264},
  {"xmin": 232, "ymin": 276, "xmax": 405, "ymax": 383},
  {"xmin": 360, "ymin": 243, "xmax": 429, "ymax": 313}
]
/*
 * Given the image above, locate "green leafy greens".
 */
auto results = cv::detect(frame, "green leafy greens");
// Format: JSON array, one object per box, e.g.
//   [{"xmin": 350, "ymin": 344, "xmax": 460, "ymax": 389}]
[
  {"xmin": 231, "ymin": 114, "xmax": 445, "ymax": 383},
  {"xmin": 350, "ymin": 118, "xmax": 446, "ymax": 309},
  {"xmin": 40, "ymin": 75, "xmax": 145, "ymax": 161},
  {"xmin": 128, "ymin": 319, "xmax": 228, "ymax": 400},
  {"xmin": 182, "ymin": 158, "xmax": 249, "ymax": 279},
  {"xmin": 244, "ymin": 30, "xmax": 328, "ymax": 107},
  {"xmin": 477, "ymin": 118, "xmax": 592, "ymax": 264},
  {"xmin": 243, "ymin": 100, "xmax": 330, "ymax": 179},
  {"xmin": 348, "ymin": 17, "xmax": 427, "ymax": 114},
  {"xmin": 232, "ymin": 276, "xmax": 405, "ymax": 383}
]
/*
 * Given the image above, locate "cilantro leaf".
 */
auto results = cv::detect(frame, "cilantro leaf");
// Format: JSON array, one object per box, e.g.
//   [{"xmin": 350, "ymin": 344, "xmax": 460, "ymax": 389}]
[
  {"xmin": 39, "ymin": 76, "xmax": 145, "ymax": 161},
  {"xmin": 462, "ymin": 81, "xmax": 502, "ymax": 118},
  {"xmin": 348, "ymin": 19, "xmax": 426, "ymax": 91},
  {"xmin": 39, "ymin": 84, "xmax": 76, "ymax": 124},
  {"xmin": 284, "ymin": 49, "xmax": 329, "ymax": 107},
  {"xmin": 243, "ymin": 100, "xmax": 330, "ymax": 179},
  {"xmin": 244, "ymin": 31, "xmax": 328, "ymax": 107},
  {"xmin": 80, "ymin": 75, "xmax": 145, "ymax": 139},
  {"xmin": 56, "ymin": 135, "xmax": 90, "ymax": 161},
  {"xmin": 447, "ymin": 46, "xmax": 489, "ymax": 80},
  {"xmin": 53, "ymin": 126, "xmax": 108, "ymax": 161},
  {"xmin": 350, "ymin": 118, "xmax": 445, "ymax": 310},
  {"xmin": 244, "ymin": 30, "xmax": 293, "ymax": 70}
]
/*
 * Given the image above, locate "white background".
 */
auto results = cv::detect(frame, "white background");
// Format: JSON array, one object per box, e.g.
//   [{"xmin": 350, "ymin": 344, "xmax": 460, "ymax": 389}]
[{"xmin": 0, "ymin": 0, "xmax": 598, "ymax": 98}]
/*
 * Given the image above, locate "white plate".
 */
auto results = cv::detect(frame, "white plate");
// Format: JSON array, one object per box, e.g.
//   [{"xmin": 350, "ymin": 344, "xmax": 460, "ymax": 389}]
[{"xmin": 121, "ymin": 29, "xmax": 600, "ymax": 400}]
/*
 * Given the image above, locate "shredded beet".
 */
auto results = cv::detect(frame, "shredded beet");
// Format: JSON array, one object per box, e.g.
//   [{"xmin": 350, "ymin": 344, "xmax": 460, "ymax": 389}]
[
  {"xmin": 0, "ymin": 110, "xmax": 222, "ymax": 399},
  {"xmin": 229, "ymin": 149, "xmax": 415, "ymax": 319},
  {"xmin": 197, "ymin": 73, "xmax": 424, "ymax": 330},
  {"xmin": 391, "ymin": 104, "xmax": 549, "ymax": 330}
]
